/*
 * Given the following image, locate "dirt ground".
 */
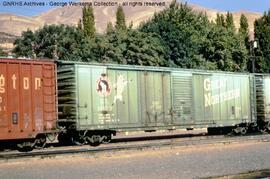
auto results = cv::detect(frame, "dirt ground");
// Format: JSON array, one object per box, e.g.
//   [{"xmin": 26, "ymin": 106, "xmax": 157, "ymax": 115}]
[{"xmin": 0, "ymin": 141, "xmax": 270, "ymax": 179}]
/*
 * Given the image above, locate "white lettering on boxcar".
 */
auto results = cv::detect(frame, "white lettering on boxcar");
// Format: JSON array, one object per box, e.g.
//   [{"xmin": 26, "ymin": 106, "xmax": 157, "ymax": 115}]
[
  {"xmin": 204, "ymin": 93, "xmax": 212, "ymax": 107},
  {"xmin": 23, "ymin": 77, "xmax": 29, "ymax": 90},
  {"xmin": 203, "ymin": 78, "xmax": 240, "ymax": 107},
  {"xmin": 35, "ymin": 78, "xmax": 41, "ymax": 90},
  {"xmin": 0, "ymin": 75, "xmax": 5, "ymax": 93},
  {"xmin": 204, "ymin": 89, "xmax": 240, "ymax": 107},
  {"xmin": 0, "ymin": 74, "xmax": 42, "ymax": 92},
  {"xmin": 0, "ymin": 96, "xmax": 5, "ymax": 112},
  {"xmin": 204, "ymin": 78, "xmax": 227, "ymax": 92},
  {"xmin": 204, "ymin": 78, "xmax": 211, "ymax": 91},
  {"xmin": 12, "ymin": 74, "xmax": 17, "ymax": 89}
]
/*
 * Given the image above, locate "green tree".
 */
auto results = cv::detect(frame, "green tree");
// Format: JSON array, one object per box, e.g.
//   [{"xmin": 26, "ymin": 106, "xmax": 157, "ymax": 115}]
[
  {"xmin": 13, "ymin": 30, "xmax": 36, "ymax": 58},
  {"xmin": 82, "ymin": 29, "xmax": 167, "ymax": 66},
  {"xmin": 13, "ymin": 25, "xmax": 84, "ymax": 61},
  {"xmin": 200, "ymin": 24, "xmax": 248, "ymax": 71},
  {"xmin": 106, "ymin": 21, "xmax": 114, "ymax": 34},
  {"xmin": 77, "ymin": 18, "xmax": 82, "ymax": 30},
  {"xmin": 216, "ymin": 13, "xmax": 226, "ymax": 27},
  {"xmin": 239, "ymin": 14, "xmax": 249, "ymax": 35},
  {"xmin": 141, "ymin": 2, "xmax": 212, "ymax": 68},
  {"xmin": 254, "ymin": 10, "xmax": 270, "ymax": 72},
  {"xmin": 225, "ymin": 12, "xmax": 235, "ymax": 31},
  {"xmin": 120, "ymin": 30, "xmax": 167, "ymax": 66},
  {"xmin": 115, "ymin": 6, "xmax": 127, "ymax": 31},
  {"xmin": 82, "ymin": 7, "xmax": 95, "ymax": 38},
  {"xmin": 78, "ymin": 35, "xmax": 114, "ymax": 63},
  {"xmin": 239, "ymin": 14, "xmax": 249, "ymax": 50},
  {"xmin": 140, "ymin": 1, "xmax": 248, "ymax": 71}
]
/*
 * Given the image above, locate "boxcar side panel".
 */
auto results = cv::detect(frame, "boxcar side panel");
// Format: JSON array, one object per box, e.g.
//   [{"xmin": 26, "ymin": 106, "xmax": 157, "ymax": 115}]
[
  {"xmin": 107, "ymin": 69, "xmax": 140, "ymax": 127},
  {"xmin": 241, "ymin": 76, "xmax": 252, "ymax": 121},
  {"xmin": 77, "ymin": 67, "xmax": 92, "ymax": 127},
  {"xmin": 109, "ymin": 70, "xmax": 130, "ymax": 125},
  {"xmin": 76, "ymin": 65, "xmax": 172, "ymax": 131},
  {"xmin": 140, "ymin": 71, "xmax": 171, "ymax": 127},
  {"xmin": 0, "ymin": 59, "xmax": 57, "ymax": 140},
  {"xmin": 263, "ymin": 78, "xmax": 270, "ymax": 120},
  {"xmin": 21, "ymin": 64, "xmax": 33, "ymax": 133},
  {"xmin": 0, "ymin": 64, "xmax": 8, "ymax": 132},
  {"xmin": 32, "ymin": 64, "xmax": 44, "ymax": 132},
  {"xmin": 8, "ymin": 63, "xmax": 21, "ymax": 133},
  {"xmin": 77, "ymin": 66, "xmax": 107, "ymax": 128},
  {"xmin": 193, "ymin": 74, "xmax": 206, "ymax": 122},
  {"xmin": 193, "ymin": 73, "xmax": 251, "ymax": 127}
]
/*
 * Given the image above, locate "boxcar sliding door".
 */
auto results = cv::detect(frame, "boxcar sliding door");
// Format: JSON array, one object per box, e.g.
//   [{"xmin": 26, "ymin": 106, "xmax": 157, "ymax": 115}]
[{"xmin": 139, "ymin": 71, "xmax": 172, "ymax": 127}]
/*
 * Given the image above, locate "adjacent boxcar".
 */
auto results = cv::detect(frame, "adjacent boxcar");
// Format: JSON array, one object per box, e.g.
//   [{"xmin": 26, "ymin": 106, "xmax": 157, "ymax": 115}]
[
  {"xmin": 255, "ymin": 74, "xmax": 270, "ymax": 131},
  {"xmin": 57, "ymin": 61, "xmax": 255, "ymax": 145},
  {"xmin": 0, "ymin": 58, "xmax": 57, "ymax": 150}
]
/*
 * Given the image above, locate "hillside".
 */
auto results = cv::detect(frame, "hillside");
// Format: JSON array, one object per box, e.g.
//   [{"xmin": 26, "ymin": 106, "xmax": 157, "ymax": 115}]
[
  {"xmin": 0, "ymin": 0, "xmax": 263, "ymax": 50},
  {"xmin": 0, "ymin": 32, "xmax": 18, "ymax": 51}
]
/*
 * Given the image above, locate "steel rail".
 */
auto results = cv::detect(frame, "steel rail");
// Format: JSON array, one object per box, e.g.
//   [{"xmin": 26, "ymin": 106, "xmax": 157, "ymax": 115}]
[{"xmin": 0, "ymin": 133, "xmax": 269, "ymax": 161}]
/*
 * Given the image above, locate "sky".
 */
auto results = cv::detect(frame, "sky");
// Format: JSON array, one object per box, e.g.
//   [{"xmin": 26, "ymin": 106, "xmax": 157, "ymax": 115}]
[
  {"xmin": 0, "ymin": 0, "xmax": 269, "ymax": 16},
  {"xmin": 0, "ymin": 0, "xmax": 71, "ymax": 16},
  {"xmin": 183, "ymin": 0, "xmax": 270, "ymax": 14}
]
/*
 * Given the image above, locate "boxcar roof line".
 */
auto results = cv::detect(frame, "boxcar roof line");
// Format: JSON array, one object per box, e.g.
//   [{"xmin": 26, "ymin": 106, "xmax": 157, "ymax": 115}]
[{"xmin": 57, "ymin": 60, "xmax": 251, "ymax": 76}]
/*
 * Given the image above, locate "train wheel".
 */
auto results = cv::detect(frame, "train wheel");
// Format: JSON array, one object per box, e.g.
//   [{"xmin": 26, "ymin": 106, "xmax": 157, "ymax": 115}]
[
  {"xmin": 264, "ymin": 122, "xmax": 270, "ymax": 133},
  {"xmin": 17, "ymin": 141, "xmax": 34, "ymax": 152},
  {"xmin": 240, "ymin": 127, "xmax": 247, "ymax": 135},
  {"xmin": 88, "ymin": 135, "xmax": 101, "ymax": 147},
  {"xmin": 233, "ymin": 126, "xmax": 247, "ymax": 135},
  {"xmin": 34, "ymin": 135, "xmax": 47, "ymax": 149},
  {"xmin": 102, "ymin": 134, "xmax": 112, "ymax": 144}
]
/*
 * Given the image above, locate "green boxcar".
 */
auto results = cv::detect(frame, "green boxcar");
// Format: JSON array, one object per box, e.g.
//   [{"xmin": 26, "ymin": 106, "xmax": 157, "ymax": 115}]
[{"xmin": 57, "ymin": 62, "xmax": 256, "ymax": 134}]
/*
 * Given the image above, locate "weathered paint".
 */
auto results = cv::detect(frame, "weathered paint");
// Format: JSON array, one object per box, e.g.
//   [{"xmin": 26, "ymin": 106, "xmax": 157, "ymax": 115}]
[
  {"xmin": 73, "ymin": 65, "xmax": 172, "ymax": 130},
  {"xmin": 57, "ymin": 62, "xmax": 254, "ymax": 131},
  {"xmin": 171, "ymin": 71, "xmax": 193, "ymax": 125},
  {"xmin": 192, "ymin": 73, "xmax": 252, "ymax": 126},
  {"xmin": 0, "ymin": 58, "xmax": 57, "ymax": 140}
]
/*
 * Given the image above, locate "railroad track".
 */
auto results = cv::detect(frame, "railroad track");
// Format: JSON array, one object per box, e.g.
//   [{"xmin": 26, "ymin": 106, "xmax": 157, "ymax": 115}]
[{"xmin": 0, "ymin": 133, "xmax": 269, "ymax": 161}]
